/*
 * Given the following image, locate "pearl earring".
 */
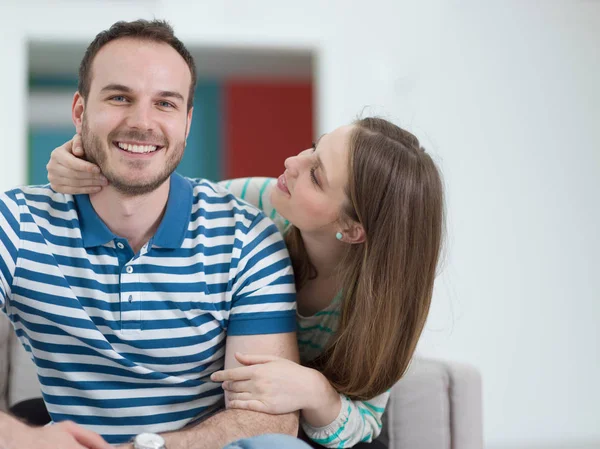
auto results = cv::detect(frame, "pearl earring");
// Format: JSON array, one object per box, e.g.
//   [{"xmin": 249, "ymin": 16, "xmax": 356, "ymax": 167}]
[{"xmin": 336, "ymin": 232, "xmax": 343, "ymax": 240}]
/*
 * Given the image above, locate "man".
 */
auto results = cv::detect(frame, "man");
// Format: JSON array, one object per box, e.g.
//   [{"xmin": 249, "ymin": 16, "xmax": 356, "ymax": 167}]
[{"xmin": 0, "ymin": 19, "xmax": 301, "ymax": 448}]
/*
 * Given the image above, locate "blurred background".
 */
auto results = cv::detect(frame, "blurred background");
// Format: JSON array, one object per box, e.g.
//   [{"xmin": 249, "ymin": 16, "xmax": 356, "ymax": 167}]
[
  {"xmin": 1, "ymin": 1, "xmax": 599, "ymax": 448},
  {"xmin": 27, "ymin": 42, "xmax": 314, "ymax": 183}
]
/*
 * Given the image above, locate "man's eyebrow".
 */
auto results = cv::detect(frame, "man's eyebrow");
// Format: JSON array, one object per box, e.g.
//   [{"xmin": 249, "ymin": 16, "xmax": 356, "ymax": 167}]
[
  {"xmin": 99, "ymin": 85, "xmax": 185, "ymax": 103},
  {"xmin": 157, "ymin": 91, "xmax": 185, "ymax": 103},
  {"xmin": 100, "ymin": 84, "xmax": 132, "ymax": 93}
]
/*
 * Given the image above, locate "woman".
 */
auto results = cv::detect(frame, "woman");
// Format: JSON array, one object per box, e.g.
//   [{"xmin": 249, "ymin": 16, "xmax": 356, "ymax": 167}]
[{"xmin": 47, "ymin": 117, "xmax": 445, "ymax": 449}]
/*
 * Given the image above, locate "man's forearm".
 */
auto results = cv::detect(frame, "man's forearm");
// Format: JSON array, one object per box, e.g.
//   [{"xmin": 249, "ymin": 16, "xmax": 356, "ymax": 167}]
[{"xmin": 133, "ymin": 409, "xmax": 298, "ymax": 449}]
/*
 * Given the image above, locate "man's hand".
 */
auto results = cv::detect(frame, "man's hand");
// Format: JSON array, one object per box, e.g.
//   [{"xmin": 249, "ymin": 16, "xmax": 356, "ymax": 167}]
[
  {"xmin": 46, "ymin": 133, "xmax": 107, "ymax": 194},
  {"xmin": 0, "ymin": 416, "xmax": 111, "ymax": 449}
]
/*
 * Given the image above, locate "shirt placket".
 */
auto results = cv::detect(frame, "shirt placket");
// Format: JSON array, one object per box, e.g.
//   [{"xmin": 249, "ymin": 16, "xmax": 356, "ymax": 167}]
[{"xmin": 115, "ymin": 238, "xmax": 141, "ymax": 333}]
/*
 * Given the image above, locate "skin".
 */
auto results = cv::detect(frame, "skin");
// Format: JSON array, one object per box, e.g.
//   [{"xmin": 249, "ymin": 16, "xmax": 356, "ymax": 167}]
[
  {"xmin": 75, "ymin": 37, "xmax": 192, "ymax": 196},
  {"xmin": 0, "ymin": 414, "xmax": 112, "ymax": 449},
  {"xmin": 270, "ymin": 126, "xmax": 353, "ymax": 233}
]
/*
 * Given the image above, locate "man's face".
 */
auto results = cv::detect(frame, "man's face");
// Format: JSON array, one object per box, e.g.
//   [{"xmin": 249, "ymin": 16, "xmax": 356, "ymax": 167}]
[{"xmin": 77, "ymin": 38, "xmax": 193, "ymax": 196}]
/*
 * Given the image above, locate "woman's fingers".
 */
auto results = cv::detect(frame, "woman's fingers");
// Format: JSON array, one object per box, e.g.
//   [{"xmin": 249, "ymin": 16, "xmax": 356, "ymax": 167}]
[
  {"xmin": 211, "ymin": 366, "xmax": 254, "ymax": 382},
  {"xmin": 222, "ymin": 380, "xmax": 252, "ymax": 393},
  {"xmin": 54, "ymin": 152, "xmax": 100, "ymax": 174},
  {"xmin": 48, "ymin": 162, "xmax": 107, "ymax": 184},
  {"xmin": 72, "ymin": 134, "xmax": 85, "ymax": 157},
  {"xmin": 234, "ymin": 352, "xmax": 280, "ymax": 365},
  {"xmin": 227, "ymin": 399, "xmax": 268, "ymax": 413},
  {"xmin": 51, "ymin": 185, "xmax": 103, "ymax": 195},
  {"xmin": 225, "ymin": 392, "xmax": 254, "ymax": 402},
  {"xmin": 49, "ymin": 135, "xmax": 99, "ymax": 174}
]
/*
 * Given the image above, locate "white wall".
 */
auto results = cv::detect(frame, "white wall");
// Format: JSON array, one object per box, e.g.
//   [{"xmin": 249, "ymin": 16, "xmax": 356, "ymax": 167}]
[{"xmin": 1, "ymin": 1, "xmax": 598, "ymax": 448}]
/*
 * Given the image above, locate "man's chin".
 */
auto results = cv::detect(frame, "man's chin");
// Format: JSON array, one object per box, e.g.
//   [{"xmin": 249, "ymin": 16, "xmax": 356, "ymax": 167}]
[{"xmin": 105, "ymin": 173, "xmax": 171, "ymax": 196}]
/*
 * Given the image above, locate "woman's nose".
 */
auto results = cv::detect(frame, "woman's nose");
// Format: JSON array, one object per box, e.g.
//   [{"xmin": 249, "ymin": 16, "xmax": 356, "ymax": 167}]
[{"xmin": 284, "ymin": 155, "xmax": 300, "ymax": 176}]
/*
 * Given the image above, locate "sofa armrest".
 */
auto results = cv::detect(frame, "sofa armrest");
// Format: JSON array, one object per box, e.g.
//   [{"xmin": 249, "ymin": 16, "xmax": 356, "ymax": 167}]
[
  {"xmin": 386, "ymin": 358, "xmax": 483, "ymax": 449},
  {"xmin": 446, "ymin": 361, "xmax": 484, "ymax": 449}
]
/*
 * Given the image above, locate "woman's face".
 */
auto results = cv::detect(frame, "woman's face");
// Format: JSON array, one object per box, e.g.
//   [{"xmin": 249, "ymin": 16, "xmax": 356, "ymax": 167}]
[{"xmin": 271, "ymin": 125, "xmax": 354, "ymax": 233}]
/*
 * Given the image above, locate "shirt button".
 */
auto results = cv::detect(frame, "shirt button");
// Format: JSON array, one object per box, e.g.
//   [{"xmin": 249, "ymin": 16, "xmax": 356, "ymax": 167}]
[
  {"xmin": 128, "ymin": 295, "xmax": 133, "ymax": 303},
  {"xmin": 117, "ymin": 242, "xmax": 125, "ymax": 249},
  {"xmin": 126, "ymin": 266, "xmax": 134, "ymax": 274}
]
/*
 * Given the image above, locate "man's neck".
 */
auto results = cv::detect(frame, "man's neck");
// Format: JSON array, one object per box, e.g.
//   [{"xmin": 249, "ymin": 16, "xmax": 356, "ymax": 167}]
[{"xmin": 89, "ymin": 181, "xmax": 170, "ymax": 253}]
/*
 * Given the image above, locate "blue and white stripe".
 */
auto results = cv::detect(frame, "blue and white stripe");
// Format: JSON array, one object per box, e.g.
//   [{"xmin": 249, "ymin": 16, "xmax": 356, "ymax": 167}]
[{"xmin": 0, "ymin": 173, "xmax": 296, "ymax": 444}]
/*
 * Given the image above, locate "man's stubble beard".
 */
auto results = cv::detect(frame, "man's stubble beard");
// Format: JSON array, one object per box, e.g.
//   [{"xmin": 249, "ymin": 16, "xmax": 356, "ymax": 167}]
[{"xmin": 81, "ymin": 115, "xmax": 185, "ymax": 197}]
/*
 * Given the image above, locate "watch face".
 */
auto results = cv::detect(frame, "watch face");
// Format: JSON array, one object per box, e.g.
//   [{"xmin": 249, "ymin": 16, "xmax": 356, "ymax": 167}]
[{"xmin": 134, "ymin": 433, "xmax": 166, "ymax": 449}]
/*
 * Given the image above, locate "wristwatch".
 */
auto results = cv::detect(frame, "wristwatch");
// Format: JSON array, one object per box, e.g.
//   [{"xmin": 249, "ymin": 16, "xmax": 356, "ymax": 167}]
[{"xmin": 133, "ymin": 433, "xmax": 166, "ymax": 449}]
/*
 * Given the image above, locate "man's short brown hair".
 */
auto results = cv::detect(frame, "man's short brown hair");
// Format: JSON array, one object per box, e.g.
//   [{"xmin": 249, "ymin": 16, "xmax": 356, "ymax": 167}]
[{"xmin": 78, "ymin": 19, "xmax": 197, "ymax": 110}]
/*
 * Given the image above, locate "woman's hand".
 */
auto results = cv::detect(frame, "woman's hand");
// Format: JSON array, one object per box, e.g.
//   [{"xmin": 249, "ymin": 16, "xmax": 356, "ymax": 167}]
[
  {"xmin": 210, "ymin": 353, "xmax": 322, "ymax": 415},
  {"xmin": 47, "ymin": 134, "xmax": 107, "ymax": 194}
]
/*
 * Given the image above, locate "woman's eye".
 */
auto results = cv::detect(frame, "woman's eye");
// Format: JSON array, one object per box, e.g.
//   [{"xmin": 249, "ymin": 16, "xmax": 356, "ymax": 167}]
[{"xmin": 310, "ymin": 167, "xmax": 320, "ymax": 187}]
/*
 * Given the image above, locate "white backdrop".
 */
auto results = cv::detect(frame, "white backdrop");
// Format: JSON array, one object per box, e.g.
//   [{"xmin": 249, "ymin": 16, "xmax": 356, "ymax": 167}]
[{"xmin": 1, "ymin": 1, "xmax": 599, "ymax": 448}]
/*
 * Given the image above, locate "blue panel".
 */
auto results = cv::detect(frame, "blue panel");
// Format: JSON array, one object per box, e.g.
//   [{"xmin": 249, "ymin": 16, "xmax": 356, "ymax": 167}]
[
  {"xmin": 29, "ymin": 76, "xmax": 78, "ymax": 90},
  {"xmin": 29, "ymin": 128, "xmax": 76, "ymax": 185},
  {"xmin": 177, "ymin": 80, "xmax": 222, "ymax": 181}
]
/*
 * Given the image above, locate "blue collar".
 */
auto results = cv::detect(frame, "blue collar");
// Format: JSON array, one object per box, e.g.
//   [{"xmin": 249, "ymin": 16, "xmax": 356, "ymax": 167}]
[{"xmin": 74, "ymin": 172, "xmax": 193, "ymax": 249}]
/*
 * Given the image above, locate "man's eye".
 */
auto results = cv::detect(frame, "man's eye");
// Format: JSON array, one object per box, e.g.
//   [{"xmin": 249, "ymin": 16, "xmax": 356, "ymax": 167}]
[
  {"xmin": 158, "ymin": 101, "xmax": 174, "ymax": 108},
  {"xmin": 111, "ymin": 96, "xmax": 128, "ymax": 102}
]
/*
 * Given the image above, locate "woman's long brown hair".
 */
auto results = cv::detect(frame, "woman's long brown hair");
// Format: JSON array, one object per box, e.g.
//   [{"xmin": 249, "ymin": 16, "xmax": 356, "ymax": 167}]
[{"xmin": 285, "ymin": 117, "xmax": 445, "ymax": 400}]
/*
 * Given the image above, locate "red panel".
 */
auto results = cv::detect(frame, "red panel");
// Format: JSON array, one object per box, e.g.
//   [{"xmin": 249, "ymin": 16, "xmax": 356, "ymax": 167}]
[{"xmin": 224, "ymin": 81, "xmax": 313, "ymax": 179}]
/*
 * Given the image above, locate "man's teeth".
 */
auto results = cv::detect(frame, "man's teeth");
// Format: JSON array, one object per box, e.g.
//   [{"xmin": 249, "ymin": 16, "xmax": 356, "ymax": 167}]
[{"xmin": 117, "ymin": 142, "xmax": 158, "ymax": 153}]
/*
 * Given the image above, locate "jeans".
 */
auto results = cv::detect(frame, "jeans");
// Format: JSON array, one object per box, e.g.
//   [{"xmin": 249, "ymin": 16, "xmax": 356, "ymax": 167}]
[{"xmin": 224, "ymin": 434, "xmax": 312, "ymax": 449}]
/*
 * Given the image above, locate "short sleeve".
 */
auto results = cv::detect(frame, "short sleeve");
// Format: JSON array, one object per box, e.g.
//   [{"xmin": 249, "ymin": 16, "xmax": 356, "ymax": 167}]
[
  {"xmin": 0, "ymin": 190, "xmax": 22, "ymax": 312},
  {"xmin": 227, "ymin": 213, "xmax": 296, "ymax": 336}
]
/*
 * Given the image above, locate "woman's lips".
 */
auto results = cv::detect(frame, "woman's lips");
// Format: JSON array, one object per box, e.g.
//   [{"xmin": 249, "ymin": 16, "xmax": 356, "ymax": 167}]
[{"xmin": 277, "ymin": 174, "xmax": 290, "ymax": 195}]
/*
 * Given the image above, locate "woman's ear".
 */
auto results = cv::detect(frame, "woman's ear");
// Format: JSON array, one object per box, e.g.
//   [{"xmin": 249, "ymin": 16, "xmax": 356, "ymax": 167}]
[
  {"xmin": 72, "ymin": 92, "xmax": 85, "ymax": 134},
  {"xmin": 341, "ymin": 221, "xmax": 366, "ymax": 244}
]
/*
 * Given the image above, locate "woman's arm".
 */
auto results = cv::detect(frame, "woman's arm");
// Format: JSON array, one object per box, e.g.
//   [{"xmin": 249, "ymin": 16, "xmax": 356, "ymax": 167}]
[
  {"xmin": 218, "ymin": 178, "xmax": 288, "ymax": 233},
  {"xmin": 301, "ymin": 390, "xmax": 391, "ymax": 448},
  {"xmin": 210, "ymin": 353, "xmax": 391, "ymax": 449}
]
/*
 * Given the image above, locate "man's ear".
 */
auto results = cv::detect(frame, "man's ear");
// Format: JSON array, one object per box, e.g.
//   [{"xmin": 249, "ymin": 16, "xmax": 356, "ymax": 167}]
[
  {"xmin": 72, "ymin": 92, "xmax": 85, "ymax": 134},
  {"xmin": 185, "ymin": 106, "xmax": 194, "ymax": 141},
  {"xmin": 341, "ymin": 221, "xmax": 366, "ymax": 244}
]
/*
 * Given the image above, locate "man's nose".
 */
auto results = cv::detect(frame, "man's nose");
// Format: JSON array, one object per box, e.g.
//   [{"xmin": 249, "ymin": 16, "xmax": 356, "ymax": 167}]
[{"xmin": 126, "ymin": 103, "xmax": 154, "ymax": 131}]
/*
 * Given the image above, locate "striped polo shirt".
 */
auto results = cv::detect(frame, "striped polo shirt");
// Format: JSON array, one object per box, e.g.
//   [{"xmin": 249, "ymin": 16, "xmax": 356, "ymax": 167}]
[{"xmin": 0, "ymin": 173, "xmax": 296, "ymax": 444}]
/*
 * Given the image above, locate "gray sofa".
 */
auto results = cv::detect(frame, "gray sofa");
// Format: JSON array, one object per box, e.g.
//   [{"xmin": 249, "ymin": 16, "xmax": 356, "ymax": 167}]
[{"xmin": 0, "ymin": 313, "xmax": 483, "ymax": 448}]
